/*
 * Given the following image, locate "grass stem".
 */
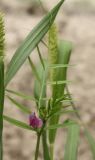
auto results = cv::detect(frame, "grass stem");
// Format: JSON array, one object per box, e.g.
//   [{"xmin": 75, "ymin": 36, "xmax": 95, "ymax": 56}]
[{"xmin": 34, "ymin": 133, "xmax": 41, "ymax": 160}]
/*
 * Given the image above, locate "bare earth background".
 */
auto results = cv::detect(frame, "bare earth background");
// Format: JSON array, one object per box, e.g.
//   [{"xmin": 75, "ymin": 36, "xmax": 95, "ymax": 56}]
[{"xmin": 0, "ymin": 0, "xmax": 95, "ymax": 159}]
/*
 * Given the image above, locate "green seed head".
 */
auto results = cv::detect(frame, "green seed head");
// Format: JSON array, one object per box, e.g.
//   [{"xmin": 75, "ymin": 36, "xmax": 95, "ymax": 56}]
[
  {"xmin": 48, "ymin": 23, "xmax": 58, "ymax": 81},
  {"xmin": 48, "ymin": 23, "xmax": 59, "ymax": 99},
  {"xmin": 0, "ymin": 12, "xmax": 5, "ymax": 58}
]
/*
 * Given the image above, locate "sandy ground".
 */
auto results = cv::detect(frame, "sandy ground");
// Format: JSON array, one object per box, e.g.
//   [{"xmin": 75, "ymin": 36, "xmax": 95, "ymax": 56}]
[{"xmin": 0, "ymin": 0, "xmax": 95, "ymax": 159}]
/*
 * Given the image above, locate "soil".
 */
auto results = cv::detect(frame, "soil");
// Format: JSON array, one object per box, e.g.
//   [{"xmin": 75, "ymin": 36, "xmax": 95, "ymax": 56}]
[{"xmin": 0, "ymin": 0, "xmax": 95, "ymax": 159}]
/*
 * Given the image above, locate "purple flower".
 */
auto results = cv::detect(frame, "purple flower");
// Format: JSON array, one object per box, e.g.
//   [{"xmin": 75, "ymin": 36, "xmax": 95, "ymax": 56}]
[{"xmin": 29, "ymin": 112, "xmax": 43, "ymax": 128}]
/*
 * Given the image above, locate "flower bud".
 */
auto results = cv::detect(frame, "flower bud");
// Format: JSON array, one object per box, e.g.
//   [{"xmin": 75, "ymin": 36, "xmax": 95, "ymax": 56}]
[{"xmin": 29, "ymin": 112, "xmax": 43, "ymax": 128}]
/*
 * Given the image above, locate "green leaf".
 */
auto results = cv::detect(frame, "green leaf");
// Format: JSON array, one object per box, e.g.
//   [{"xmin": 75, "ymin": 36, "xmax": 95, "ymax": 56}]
[
  {"xmin": 3, "ymin": 115, "xmax": 34, "ymax": 131},
  {"xmin": 48, "ymin": 64, "xmax": 74, "ymax": 69},
  {"xmin": 84, "ymin": 129, "xmax": 95, "ymax": 159},
  {"xmin": 48, "ymin": 109, "xmax": 77, "ymax": 119},
  {"xmin": 55, "ymin": 95, "xmax": 72, "ymax": 104},
  {"xmin": 49, "ymin": 104, "xmax": 70, "ymax": 114},
  {"xmin": 46, "ymin": 120, "xmax": 76, "ymax": 130},
  {"xmin": 47, "ymin": 80, "xmax": 71, "ymax": 85},
  {"xmin": 38, "ymin": 68, "xmax": 47, "ymax": 109},
  {"xmin": 34, "ymin": 60, "xmax": 47, "ymax": 108},
  {"xmin": 7, "ymin": 96, "xmax": 31, "ymax": 114},
  {"xmin": 5, "ymin": 0, "xmax": 65, "ymax": 87},
  {"xmin": 64, "ymin": 124, "xmax": 80, "ymax": 160},
  {"xmin": 55, "ymin": 40, "xmax": 72, "ymax": 98},
  {"xmin": 6, "ymin": 89, "xmax": 38, "ymax": 102},
  {"xmin": 48, "ymin": 40, "xmax": 72, "ymax": 148}
]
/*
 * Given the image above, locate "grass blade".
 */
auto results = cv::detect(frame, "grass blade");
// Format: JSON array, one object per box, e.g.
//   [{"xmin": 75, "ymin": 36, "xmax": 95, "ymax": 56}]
[
  {"xmin": 47, "ymin": 80, "xmax": 71, "ymax": 85},
  {"xmin": 34, "ymin": 61, "xmax": 47, "ymax": 107},
  {"xmin": 64, "ymin": 124, "xmax": 80, "ymax": 160},
  {"xmin": 7, "ymin": 96, "xmax": 31, "ymax": 114},
  {"xmin": 5, "ymin": 0, "xmax": 65, "ymax": 86},
  {"xmin": 6, "ymin": 89, "xmax": 38, "ymax": 102},
  {"xmin": 48, "ymin": 64, "xmax": 74, "ymax": 69},
  {"xmin": 55, "ymin": 40, "xmax": 72, "ymax": 98},
  {"xmin": 3, "ymin": 115, "xmax": 34, "ymax": 131},
  {"xmin": 84, "ymin": 129, "xmax": 95, "ymax": 159},
  {"xmin": 48, "ymin": 109, "xmax": 77, "ymax": 119},
  {"xmin": 46, "ymin": 120, "xmax": 76, "ymax": 130},
  {"xmin": 48, "ymin": 40, "xmax": 72, "ymax": 156}
]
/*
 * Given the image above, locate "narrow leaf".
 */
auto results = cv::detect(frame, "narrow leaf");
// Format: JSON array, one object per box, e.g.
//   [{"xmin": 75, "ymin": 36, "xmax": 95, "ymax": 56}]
[
  {"xmin": 34, "ymin": 61, "xmax": 47, "ymax": 108},
  {"xmin": 46, "ymin": 121, "xmax": 76, "ymax": 130},
  {"xmin": 84, "ymin": 129, "xmax": 95, "ymax": 159},
  {"xmin": 7, "ymin": 96, "xmax": 31, "ymax": 114},
  {"xmin": 3, "ymin": 115, "xmax": 34, "ymax": 131},
  {"xmin": 48, "ymin": 40, "xmax": 72, "ymax": 147},
  {"xmin": 64, "ymin": 124, "xmax": 80, "ymax": 160},
  {"xmin": 47, "ymin": 80, "xmax": 71, "ymax": 85},
  {"xmin": 48, "ymin": 110, "xmax": 77, "ymax": 119},
  {"xmin": 6, "ymin": 89, "xmax": 38, "ymax": 102},
  {"xmin": 48, "ymin": 64, "xmax": 74, "ymax": 69},
  {"xmin": 5, "ymin": 0, "xmax": 65, "ymax": 86}
]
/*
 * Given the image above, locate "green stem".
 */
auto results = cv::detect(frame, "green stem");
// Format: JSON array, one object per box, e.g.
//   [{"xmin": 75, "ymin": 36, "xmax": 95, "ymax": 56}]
[
  {"xmin": 49, "ymin": 143, "xmax": 54, "ymax": 160},
  {"xmin": 42, "ymin": 131, "xmax": 50, "ymax": 160},
  {"xmin": 34, "ymin": 121, "xmax": 48, "ymax": 160},
  {"xmin": 0, "ymin": 61, "xmax": 4, "ymax": 160},
  {"xmin": 34, "ymin": 133, "xmax": 41, "ymax": 160}
]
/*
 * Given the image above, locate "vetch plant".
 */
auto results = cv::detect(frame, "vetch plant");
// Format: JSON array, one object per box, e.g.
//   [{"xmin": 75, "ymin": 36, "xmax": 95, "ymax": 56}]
[{"xmin": 0, "ymin": 0, "xmax": 95, "ymax": 160}]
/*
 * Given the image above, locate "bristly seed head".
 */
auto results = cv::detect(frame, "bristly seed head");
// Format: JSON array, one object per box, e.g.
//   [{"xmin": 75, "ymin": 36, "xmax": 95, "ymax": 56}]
[
  {"xmin": 0, "ymin": 12, "xmax": 5, "ymax": 58},
  {"xmin": 29, "ymin": 112, "xmax": 43, "ymax": 128}
]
